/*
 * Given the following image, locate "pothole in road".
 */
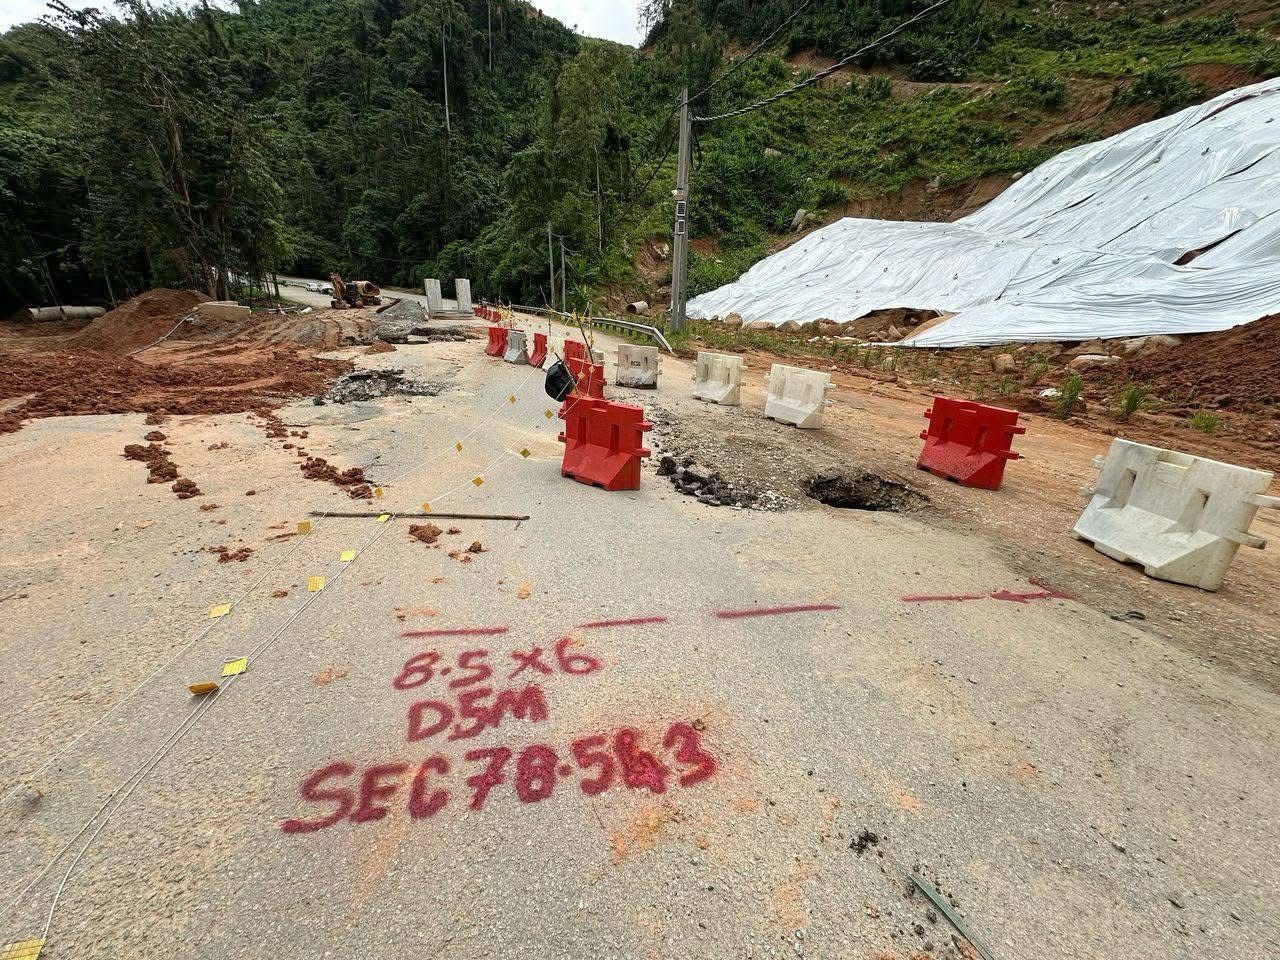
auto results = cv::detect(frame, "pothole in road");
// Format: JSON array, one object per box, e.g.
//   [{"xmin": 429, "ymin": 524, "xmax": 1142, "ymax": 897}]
[{"xmin": 806, "ymin": 470, "xmax": 926, "ymax": 513}]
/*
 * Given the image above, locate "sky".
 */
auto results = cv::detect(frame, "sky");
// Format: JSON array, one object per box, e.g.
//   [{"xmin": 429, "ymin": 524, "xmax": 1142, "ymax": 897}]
[{"xmin": 1, "ymin": 0, "xmax": 644, "ymax": 43}]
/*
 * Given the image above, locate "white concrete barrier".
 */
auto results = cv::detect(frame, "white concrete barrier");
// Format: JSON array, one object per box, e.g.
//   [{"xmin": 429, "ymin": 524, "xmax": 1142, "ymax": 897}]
[
  {"xmin": 1073, "ymin": 438, "xmax": 1279, "ymax": 591},
  {"xmin": 455, "ymin": 278, "xmax": 472, "ymax": 313},
  {"xmin": 423, "ymin": 279, "xmax": 443, "ymax": 315},
  {"xmin": 764, "ymin": 364, "xmax": 833, "ymax": 429},
  {"xmin": 503, "ymin": 329, "xmax": 530, "ymax": 365},
  {"xmin": 616, "ymin": 344, "xmax": 659, "ymax": 389},
  {"xmin": 692, "ymin": 351, "xmax": 744, "ymax": 406}
]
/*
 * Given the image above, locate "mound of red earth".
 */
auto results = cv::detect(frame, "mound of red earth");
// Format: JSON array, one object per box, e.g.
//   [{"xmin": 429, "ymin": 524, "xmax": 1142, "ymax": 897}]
[
  {"xmin": 0, "ymin": 348, "xmax": 349, "ymax": 434},
  {"xmin": 68, "ymin": 288, "xmax": 209, "ymax": 354},
  {"xmin": 1120, "ymin": 314, "xmax": 1280, "ymax": 417}
]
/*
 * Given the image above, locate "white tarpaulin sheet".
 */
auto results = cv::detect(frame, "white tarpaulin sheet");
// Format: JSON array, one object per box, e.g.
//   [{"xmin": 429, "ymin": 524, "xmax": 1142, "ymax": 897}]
[{"xmin": 687, "ymin": 78, "xmax": 1280, "ymax": 347}]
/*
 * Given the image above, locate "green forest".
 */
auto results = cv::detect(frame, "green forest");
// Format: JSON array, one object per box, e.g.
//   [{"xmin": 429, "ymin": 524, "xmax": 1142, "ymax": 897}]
[{"xmin": 2, "ymin": 0, "xmax": 1277, "ymax": 313}]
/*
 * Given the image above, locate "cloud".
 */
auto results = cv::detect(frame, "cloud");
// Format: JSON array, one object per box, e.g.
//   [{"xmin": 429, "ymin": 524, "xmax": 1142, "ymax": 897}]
[
  {"xmin": 1, "ymin": 0, "xmax": 53, "ymax": 32},
  {"xmin": 529, "ymin": 0, "xmax": 642, "ymax": 46}
]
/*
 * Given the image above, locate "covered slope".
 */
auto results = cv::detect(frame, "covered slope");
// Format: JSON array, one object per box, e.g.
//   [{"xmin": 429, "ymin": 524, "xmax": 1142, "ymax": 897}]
[{"xmin": 687, "ymin": 78, "xmax": 1280, "ymax": 346}]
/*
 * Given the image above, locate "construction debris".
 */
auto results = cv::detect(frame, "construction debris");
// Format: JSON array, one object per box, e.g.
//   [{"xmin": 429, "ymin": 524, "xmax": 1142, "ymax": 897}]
[{"xmin": 320, "ymin": 368, "xmax": 451, "ymax": 404}]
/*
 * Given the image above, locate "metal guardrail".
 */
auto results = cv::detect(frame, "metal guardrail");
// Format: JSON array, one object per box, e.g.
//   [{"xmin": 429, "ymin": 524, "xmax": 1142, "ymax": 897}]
[{"xmin": 506, "ymin": 304, "xmax": 674, "ymax": 354}]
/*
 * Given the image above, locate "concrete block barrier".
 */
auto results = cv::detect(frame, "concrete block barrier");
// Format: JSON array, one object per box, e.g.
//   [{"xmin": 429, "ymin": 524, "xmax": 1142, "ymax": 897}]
[
  {"xmin": 423, "ymin": 279, "xmax": 443, "ymax": 315},
  {"xmin": 692, "ymin": 351, "xmax": 745, "ymax": 406},
  {"xmin": 616, "ymin": 345, "xmax": 659, "ymax": 389},
  {"xmin": 503, "ymin": 329, "xmax": 530, "ymax": 365},
  {"xmin": 455, "ymin": 278, "xmax": 472, "ymax": 313},
  {"xmin": 764, "ymin": 364, "xmax": 833, "ymax": 429},
  {"xmin": 1073, "ymin": 438, "xmax": 1280, "ymax": 591}
]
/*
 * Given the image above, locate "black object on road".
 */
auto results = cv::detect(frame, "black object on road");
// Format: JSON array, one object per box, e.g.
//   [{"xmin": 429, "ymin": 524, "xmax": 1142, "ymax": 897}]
[{"xmin": 544, "ymin": 359, "xmax": 576, "ymax": 402}]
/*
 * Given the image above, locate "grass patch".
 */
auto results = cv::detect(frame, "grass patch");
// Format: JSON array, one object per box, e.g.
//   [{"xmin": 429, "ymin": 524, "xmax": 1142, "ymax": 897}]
[
  {"xmin": 1055, "ymin": 372, "xmax": 1084, "ymax": 419},
  {"xmin": 1189, "ymin": 410, "xmax": 1220, "ymax": 434},
  {"xmin": 1113, "ymin": 381, "xmax": 1152, "ymax": 421}
]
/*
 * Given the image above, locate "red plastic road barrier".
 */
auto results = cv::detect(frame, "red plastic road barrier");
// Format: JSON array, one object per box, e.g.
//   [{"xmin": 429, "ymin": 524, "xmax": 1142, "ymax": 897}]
[
  {"xmin": 563, "ymin": 339, "xmax": 586, "ymax": 364},
  {"xmin": 529, "ymin": 332, "xmax": 548, "ymax": 369},
  {"xmin": 558, "ymin": 396, "xmax": 652, "ymax": 492},
  {"xmin": 485, "ymin": 325, "xmax": 509, "ymax": 357},
  {"xmin": 715, "ymin": 603, "xmax": 841, "ymax": 620},
  {"xmin": 402, "ymin": 625, "xmax": 510, "ymax": 638},
  {"xmin": 579, "ymin": 616, "xmax": 670, "ymax": 629},
  {"xmin": 917, "ymin": 396, "xmax": 1026, "ymax": 491},
  {"xmin": 567, "ymin": 357, "xmax": 606, "ymax": 398}
]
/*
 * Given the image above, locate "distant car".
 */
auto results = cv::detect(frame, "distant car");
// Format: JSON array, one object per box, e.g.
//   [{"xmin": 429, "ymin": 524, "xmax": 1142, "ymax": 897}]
[{"xmin": 306, "ymin": 282, "xmax": 334, "ymax": 294}]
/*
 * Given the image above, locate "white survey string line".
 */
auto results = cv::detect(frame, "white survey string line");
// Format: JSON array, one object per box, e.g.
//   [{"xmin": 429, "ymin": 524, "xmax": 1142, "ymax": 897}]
[
  {"xmin": 14, "ymin": 453, "xmax": 435, "ymax": 944},
  {"xmin": 6, "ymin": 500, "xmax": 394, "ymax": 936},
  {"xmin": 3, "ymin": 364, "xmax": 573, "ymax": 941},
  {"xmin": 0, "ymin": 357, "xmax": 549, "ymax": 809}
]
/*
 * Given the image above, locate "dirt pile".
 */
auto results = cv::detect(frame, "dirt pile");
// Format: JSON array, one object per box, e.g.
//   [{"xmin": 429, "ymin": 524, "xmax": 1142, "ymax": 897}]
[
  {"xmin": 0, "ymin": 349, "xmax": 349, "ymax": 434},
  {"xmin": 124, "ymin": 442, "xmax": 178, "ymax": 483},
  {"xmin": 68, "ymin": 289, "xmax": 208, "ymax": 354},
  {"xmin": 1120, "ymin": 315, "xmax": 1280, "ymax": 416}
]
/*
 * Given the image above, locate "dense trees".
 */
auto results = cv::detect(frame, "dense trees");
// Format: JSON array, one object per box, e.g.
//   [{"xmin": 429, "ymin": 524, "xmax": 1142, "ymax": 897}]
[{"xmin": 1, "ymin": 0, "xmax": 1272, "ymax": 312}]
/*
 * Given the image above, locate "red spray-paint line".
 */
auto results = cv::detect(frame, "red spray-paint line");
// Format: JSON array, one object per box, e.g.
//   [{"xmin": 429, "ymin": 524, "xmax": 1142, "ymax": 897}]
[
  {"xmin": 901, "ymin": 582, "xmax": 1072, "ymax": 605},
  {"xmin": 578, "ymin": 616, "xmax": 670, "ymax": 629},
  {"xmin": 900, "ymin": 593, "xmax": 989, "ymax": 604},
  {"xmin": 714, "ymin": 603, "xmax": 841, "ymax": 620},
  {"xmin": 402, "ymin": 626, "xmax": 510, "ymax": 639}
]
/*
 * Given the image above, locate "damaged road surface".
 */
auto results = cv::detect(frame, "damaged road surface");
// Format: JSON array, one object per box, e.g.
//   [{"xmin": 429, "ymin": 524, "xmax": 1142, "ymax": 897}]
[{"xmin": 2, "ymin": 321, "xmax": 1279, "ymax": 960}]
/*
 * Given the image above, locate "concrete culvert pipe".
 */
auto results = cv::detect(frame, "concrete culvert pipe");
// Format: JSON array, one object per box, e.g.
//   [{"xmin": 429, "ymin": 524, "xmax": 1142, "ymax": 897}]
[
  {"xmin": 27, "ymin": 306, "xmax": 107, "ymax": 322},
  {"xmin": 626, "ymin": 301, "xmax": 649, "ymax": 315}
]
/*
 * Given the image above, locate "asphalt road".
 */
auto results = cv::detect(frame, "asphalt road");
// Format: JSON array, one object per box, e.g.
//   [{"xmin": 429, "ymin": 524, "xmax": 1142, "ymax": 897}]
[{"xmin": 1, "ymin": 319, "xmax": 1277, "ymax": 959}]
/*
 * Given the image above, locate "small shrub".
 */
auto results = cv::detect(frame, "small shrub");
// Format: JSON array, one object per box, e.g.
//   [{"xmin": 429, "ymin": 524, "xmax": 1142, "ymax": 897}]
[
  {"xmin": 1189, "ymin": 410, "xmax": 1219, "ymax": 434},
  {"xmin": 997, "ymin": 376, "xmax": 1017, "ymax": 396},
  {"xmin": 1113, "ymin": 67, "xmax": 1206, "ymax": 117},
  {"xmin": 1055, "ymin": 373, "xmax": 1083, "ymax": 418},
  {"xmin": 1114, "ymin": 381, "xmax": 1151, "ymax": 421},
  {"xmin": 863, "ymin": 75, "xmax": 893, "ymax": 101},
  {"xmin": 1006, "ymin": 74, "xmax": 1068, "ymax": 109},
  {"xmin": 1024, "ymin": 357, "xmax": 1052, "ymax": 387}
]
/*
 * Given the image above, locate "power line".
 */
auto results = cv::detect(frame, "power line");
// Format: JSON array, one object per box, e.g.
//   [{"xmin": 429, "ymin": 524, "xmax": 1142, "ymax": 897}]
[
  {"xmin": 693, "ymin": 0, "xmax": 957, "ymax": 123},
  {"xmin": 687, "ymin": 0, "xmax": 816, "ymax": 106}
]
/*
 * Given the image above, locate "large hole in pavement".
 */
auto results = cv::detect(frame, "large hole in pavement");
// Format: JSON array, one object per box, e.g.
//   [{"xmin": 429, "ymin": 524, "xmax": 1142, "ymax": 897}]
[{"xmin": 806, "ymin": 470, "xmax": 926, "ymax": 512}]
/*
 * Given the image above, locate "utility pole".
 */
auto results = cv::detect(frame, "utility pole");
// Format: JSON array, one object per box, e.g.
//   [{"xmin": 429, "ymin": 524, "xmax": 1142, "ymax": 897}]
[
  {"xmin": 669, "ymin": 86, "xmax": 692, "ymax": 333},
  {"xmin": 559, "ymin": 235, "xmax": 567, "ymax": 312},
  {"xmin": 442, "ymin": 19, "xmax": 451, "ymax": 134},
  {"xmin": 547, "ymin": 222, "xmax": 556, "ymax": 311}
]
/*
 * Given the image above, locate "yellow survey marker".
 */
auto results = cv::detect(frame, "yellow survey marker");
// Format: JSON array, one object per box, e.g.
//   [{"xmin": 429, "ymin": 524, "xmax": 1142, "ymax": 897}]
[
  {"xmin": 0, "ymin": 937, "xmax": 44, "ymax": 959},
  {"xmin": 221, "ymin": 658, "xmax": 248, "ymax": 678},
  {"xmin": 208, "ymin": 603, "xmax": 231, "ymax": 619}
]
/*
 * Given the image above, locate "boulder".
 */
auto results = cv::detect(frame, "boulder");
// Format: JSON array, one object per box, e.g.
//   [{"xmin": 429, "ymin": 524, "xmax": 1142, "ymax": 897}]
[
  {"xmin": 763, "ymin": 147, "xmax": 781, "ymax": 158},
  {"xmin": 747, "ymin": 319, "xmax": 772, "ymax": 331},
  {"xmin": 993, "ymin": 353, "xmax": 1017, "ymax": 373},
  {"xmin": 1068, "ymin": 354, "xmax": 1122, "ymax": 372},
  {"xmin": 790, "ymin": 208, "xmax": 808, "ymax": 231},
  {"xmin": 723, "ymin": 313, "xmax": 743, "ymax": 329},
  {"xmin": 817, "ymin": 319, "xmax": 842, "ymax": 336},
  {"xmin": 1067, "ymin": 339, "xmax": 1107, "ymax": 357},
  {"xmin": 1121, "ymin": 334, "xmax": 1182, "ymax": 355},
  {"xmin": 372, "ymin": 298, "xmax": 427, "ymax": 343},
  {"xmin": 883, "ymin": 325, "xmax": 905, "ymax": 342},
  {"xmin": 777, "ymin": 319, "xmax": 802, "ymax": 334}
]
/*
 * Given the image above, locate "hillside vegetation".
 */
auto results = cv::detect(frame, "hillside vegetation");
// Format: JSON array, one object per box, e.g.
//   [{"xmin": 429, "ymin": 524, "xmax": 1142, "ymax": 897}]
[{"xmin": 1, "ymin": 0, "xmax": 1277, "ymax": 314}]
